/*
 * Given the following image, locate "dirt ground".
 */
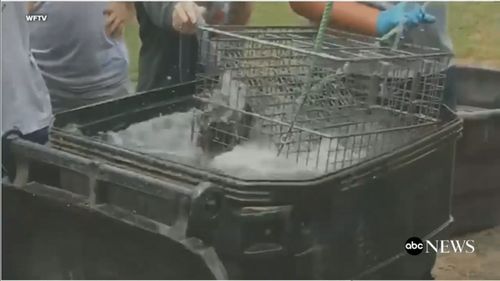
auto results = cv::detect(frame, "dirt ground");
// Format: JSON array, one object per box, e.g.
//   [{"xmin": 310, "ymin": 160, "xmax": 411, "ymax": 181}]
[{"xmin": 433, "ymin": 226, "xmax": 500, "ymax": 279}]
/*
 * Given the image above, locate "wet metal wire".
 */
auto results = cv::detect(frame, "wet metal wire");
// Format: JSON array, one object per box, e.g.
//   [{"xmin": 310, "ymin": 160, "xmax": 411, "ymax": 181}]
[{"xmin": 193, "ymin": 25, "xmax": 451, "ymax": 173}]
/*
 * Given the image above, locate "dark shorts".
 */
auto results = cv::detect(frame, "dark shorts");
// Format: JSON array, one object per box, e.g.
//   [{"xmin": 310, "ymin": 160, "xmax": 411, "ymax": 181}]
[{"xmin": 2, "ymin": 127, "xmax": 49, "ymax": 181}]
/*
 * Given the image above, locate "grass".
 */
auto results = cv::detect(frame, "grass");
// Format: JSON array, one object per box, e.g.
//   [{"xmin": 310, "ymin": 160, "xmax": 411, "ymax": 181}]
[
  {"xmin": 125, "ymin": 2, "xmax": 500, "ymax": 86},
  {"xmin": 124, "ymin": 23, "xmax": 140, "ymax": 83},
  {"xmin": 448, "ymin": 2, "xmax": 500, "ymax": 67}
]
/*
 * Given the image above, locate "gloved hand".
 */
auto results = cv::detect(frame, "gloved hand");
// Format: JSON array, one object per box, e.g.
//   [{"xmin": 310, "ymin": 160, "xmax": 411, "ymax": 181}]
[
  {"xmin": 376, "ymin": 2, "xmax": 436, "ymax": 36},
  {"xmin": 172, "ymin": 2, "xmax": 206, "ymax": 34}
]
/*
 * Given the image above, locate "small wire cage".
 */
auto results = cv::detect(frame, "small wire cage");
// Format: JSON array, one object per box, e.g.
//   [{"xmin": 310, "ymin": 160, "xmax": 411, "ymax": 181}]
[{"xmin": 192, "ymin": 25, "xmax": 452, "ymax": 173}]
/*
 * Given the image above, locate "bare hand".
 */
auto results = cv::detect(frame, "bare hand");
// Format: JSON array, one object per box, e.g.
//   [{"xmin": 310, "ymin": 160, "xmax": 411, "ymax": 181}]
[
  {"xmin": 26, "ymin": 2, "xmax": 43, "ymax": 14},
  {"xmin": 172, "ymin": 2, "xmax": 206, "ymax": 34},
  {"xmin": 104, "ymin": 2, "xmax": 134, "ymax": 38}
]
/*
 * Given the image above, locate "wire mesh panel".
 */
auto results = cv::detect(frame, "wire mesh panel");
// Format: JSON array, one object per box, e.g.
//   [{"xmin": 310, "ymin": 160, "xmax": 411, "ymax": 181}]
[
  {"xmin": 198, "ymin": 25, "xmax": 451, "ymax": 120},
  {"xmin": 193, "ymin": 25, "xmax": 451, "ymax": 174},
  {"xmin": 192, "ymin": 95, "xmax": 438, "ymax": 173}
]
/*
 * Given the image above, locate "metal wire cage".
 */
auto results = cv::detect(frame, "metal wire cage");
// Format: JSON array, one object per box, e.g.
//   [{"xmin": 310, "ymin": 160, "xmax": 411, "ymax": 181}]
[
  {"xmin": 197, "ymin": 25, "xmax": 451, "ymax": 121},
  {"xmin": 192, "ymin": 85, "xmax": 440, "ymax": 173},
  {"xmin": 192, "ymin": 25, "xmax": 452, "ymax": 173}
]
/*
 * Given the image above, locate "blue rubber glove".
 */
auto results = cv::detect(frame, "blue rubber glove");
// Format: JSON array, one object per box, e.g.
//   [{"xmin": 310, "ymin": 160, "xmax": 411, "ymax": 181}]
[{"xmin": 376, "ymin": 2, "xmax": 436, "ymax": 36}]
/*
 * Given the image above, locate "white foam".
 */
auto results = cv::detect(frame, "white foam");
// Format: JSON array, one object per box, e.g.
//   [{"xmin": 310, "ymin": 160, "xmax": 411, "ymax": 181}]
[
  {"xmin": 91, "ymin": 109, "xmax": 369, "ymax": 179},
  {"xmin": 101, "ymin": 110, "xmax": 204, "ymax": 163},
  {"xmin": 210, "ymin": 142, "xmax": 322, "ymax": 180},
  {"xmin": 208, "ymin": 136, "xmax": 369, "ymax": 179}
]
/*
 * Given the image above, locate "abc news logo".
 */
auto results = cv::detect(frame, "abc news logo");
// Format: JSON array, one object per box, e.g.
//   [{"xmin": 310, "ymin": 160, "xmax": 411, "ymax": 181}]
[{"xmin": 405, "ymin": 237, "xmax": 475, "ymax": 256}]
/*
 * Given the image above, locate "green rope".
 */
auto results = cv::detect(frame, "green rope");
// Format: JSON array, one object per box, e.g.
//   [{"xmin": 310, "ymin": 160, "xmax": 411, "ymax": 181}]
[
  {"xmin": 313, "ymin": 2, "xmax": 334, "ymax": 51},
  {"xmin": 277, "ymin": 2, "xmax": 334, "ymax": 156}
]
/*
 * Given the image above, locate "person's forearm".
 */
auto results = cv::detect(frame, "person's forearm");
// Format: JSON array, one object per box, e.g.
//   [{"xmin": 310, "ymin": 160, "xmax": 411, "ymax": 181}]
[
  {"xmin": 26, "ymin": 2, "xmax": 35, "ymax": 13},
  {"xmin": 289, "ymin": 2, "xmax": 379, "ymax": 36},
  {"xmin": 141, "ymin": 2, "xmax": 176, "ymax": 30},
  {"xmin": 228, "ymin": 2, "xmax": 253, "ymax": 25},
  {"xmin": 124, "ymin": 2, "xmax": 136, "ymax": 23},
  {"xmin": 26, "ymin": 2, "xmax": 42, "ymax": 13},
  {"xmin": 108, "ymin": 2, "xmax": 137, "ymax": 23}
]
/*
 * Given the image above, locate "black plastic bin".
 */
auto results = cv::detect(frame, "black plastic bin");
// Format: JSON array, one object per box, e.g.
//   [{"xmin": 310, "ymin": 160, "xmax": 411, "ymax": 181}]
[
  {"xmin": 2, "ymin": 80, "xmax": 462, "ymax": 279},
  {"xmin": 448, "ymin": 65, "xmax": 500, "ymax": 235}
]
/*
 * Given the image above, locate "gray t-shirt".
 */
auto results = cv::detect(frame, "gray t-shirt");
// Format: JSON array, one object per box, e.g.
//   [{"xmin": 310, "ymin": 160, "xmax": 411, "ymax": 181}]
[
  {"xmin": 1, "ymin": 2, "xmax": 53, "ymax": 135},
  {"xmin": 29, "ymin": 2, "xmax": 129, "ymax": 98}
]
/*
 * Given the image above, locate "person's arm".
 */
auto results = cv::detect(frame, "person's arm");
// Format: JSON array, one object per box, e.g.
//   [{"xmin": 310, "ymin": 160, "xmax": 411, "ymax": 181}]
[
  {"xmin": 141, "ymin": 2, "xmax": 205, "ymax": 34},
  {"xmin": 26, "ymin": 2, "xmax": 35, "ymax": 13},
  {"xmin": 289, "ymin": 2, "xmax": 379, "ymax": 36},
  {"xmin": 26, "ymin": 2, "xmax": 43, "ymax": 14},
  {"xmin": 227, "ymin": 2, "xmax": 253, "ymax": 25},
  {"xmin": 289, "ymin": 2, "xmax": 436, "ymax": 37},
  {"xmin": 105, "ymin": 2, "xmax": 136, "ymax": 38}
]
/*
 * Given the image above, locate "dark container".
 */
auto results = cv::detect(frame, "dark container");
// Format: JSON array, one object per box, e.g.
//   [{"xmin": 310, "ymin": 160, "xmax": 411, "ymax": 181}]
[
  {"xmin": 2, "ymin": 80, "xmax": 462, "ymax": 279},
  {"xmin": 448, "ymin": 65, "xmax": 500, "ymax": 235}
]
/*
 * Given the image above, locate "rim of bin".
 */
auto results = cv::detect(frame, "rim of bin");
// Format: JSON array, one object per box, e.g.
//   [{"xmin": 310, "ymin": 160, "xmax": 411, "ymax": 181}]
[{"xmin": 50, "ymin": 107, "xmax": 462, "ymax": 189}]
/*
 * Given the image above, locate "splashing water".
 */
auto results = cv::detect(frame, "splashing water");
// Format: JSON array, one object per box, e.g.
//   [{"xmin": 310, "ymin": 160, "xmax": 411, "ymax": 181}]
[
  {"xmin": 100, "ymin": 110, "xmax": 204, "ymax": 163},
  {"xmin": 64, "ymin": 109, "xmax": 369, "ymax": 179}
]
